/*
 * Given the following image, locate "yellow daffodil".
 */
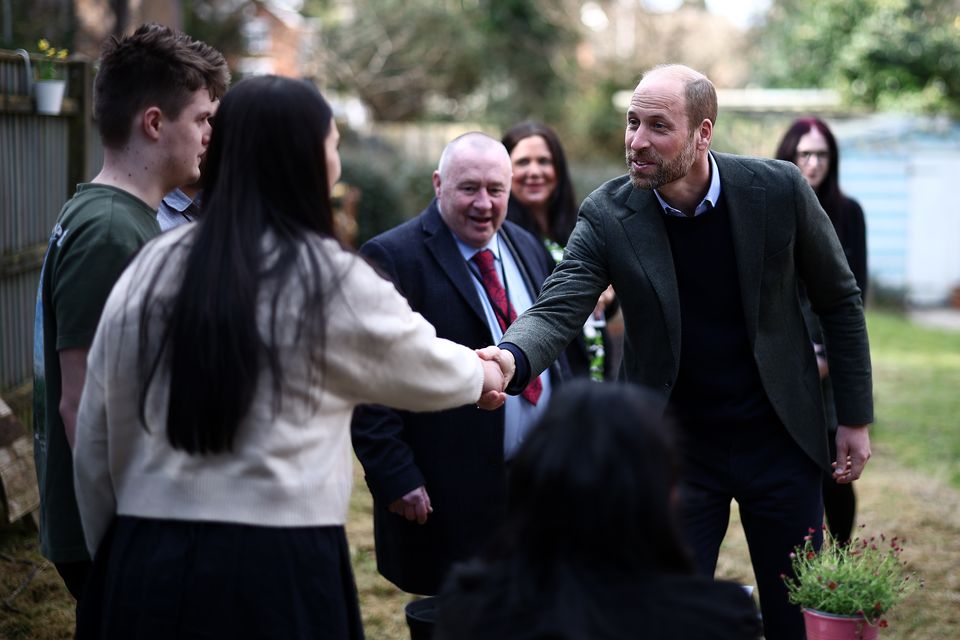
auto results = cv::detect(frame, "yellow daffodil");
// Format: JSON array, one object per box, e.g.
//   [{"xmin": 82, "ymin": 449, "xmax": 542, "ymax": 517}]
[{"xmin": 35, "ymin": 39, "xmax": 69, "ymax": 80}]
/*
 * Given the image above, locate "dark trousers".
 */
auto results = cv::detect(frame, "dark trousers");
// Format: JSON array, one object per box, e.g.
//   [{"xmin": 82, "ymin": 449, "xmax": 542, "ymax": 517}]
[
  {"xmin": 55, "ymin": 559, "xmax": 91, "ymax": 599},
  {"xmin": 677, "ymin": 415, "xmax": 823, "ymax": 640}
]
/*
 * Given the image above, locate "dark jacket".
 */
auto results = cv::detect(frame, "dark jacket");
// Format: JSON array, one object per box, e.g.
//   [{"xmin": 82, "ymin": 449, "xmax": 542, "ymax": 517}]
[
  {"xmin": 503, "ymin": 153, "xmax": 873, "ymax": 471},
  {"xmin": 352, "ymin": 201, "xmax": 568, "ymax": 594}
]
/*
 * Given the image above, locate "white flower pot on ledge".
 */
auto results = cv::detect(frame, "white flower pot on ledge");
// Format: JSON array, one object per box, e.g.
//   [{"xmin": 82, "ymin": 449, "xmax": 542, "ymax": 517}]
[{"xmin": 35, "ymin": 79, "xmax": 66, "ymax": 115}]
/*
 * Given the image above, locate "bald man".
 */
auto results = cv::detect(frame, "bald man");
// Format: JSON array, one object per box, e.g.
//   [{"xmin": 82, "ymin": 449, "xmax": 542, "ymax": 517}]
[
  {"xmin": 486, "ymin": 65, "xmax": 873, "ymax": 639},
  {"xmin": 351, "ymin": 133, "xmax": 568, "ymax": 596}
]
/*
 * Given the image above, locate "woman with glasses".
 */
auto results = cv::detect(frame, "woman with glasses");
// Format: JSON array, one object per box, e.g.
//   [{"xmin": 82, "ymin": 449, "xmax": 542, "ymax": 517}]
[{"xmin": 776, "ymin": 117, "xmax": 867, "ymax": 545}]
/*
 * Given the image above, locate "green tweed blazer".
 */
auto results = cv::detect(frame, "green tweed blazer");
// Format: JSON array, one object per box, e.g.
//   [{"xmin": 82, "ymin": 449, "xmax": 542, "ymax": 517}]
[{"xmin": 502, "ymin": 152, "xmax": 873, "ymax": 470}]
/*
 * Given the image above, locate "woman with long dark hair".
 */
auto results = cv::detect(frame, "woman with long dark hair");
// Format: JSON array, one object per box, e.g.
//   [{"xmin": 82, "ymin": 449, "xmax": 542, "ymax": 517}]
[
  {"xmin": 434, "ymin": 381, "xmax": 762, "ymax": 639},
  {"xmin": 73, "ymin": 76, "xmax": 504, "ymax": 638},
  {"xmin": 502, "ymin": 121, "xmax": 617, "ymax": 380},
  {"xmin": 776, "ymin": 117, "xmax": 867, "ymax": 545},
  {"xmin": 775, "ymin": 118, "xmax": 867, "ymax": 293},
  {"xmin": 501, "ymin": 121, "xmax": 579, "ymax": 248}
]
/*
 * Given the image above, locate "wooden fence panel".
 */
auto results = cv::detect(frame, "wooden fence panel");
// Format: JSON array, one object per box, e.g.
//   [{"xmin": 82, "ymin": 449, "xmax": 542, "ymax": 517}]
[{"xmin": 0, "ymin": 50, "xmax": 95, "ymax": 421}]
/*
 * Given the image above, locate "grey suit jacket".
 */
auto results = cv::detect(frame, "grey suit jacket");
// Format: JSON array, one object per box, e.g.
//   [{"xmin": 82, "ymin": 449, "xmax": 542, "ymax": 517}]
[{"xmin": 502, "ymin": 152, "xmax": 873, "ymax": 470}]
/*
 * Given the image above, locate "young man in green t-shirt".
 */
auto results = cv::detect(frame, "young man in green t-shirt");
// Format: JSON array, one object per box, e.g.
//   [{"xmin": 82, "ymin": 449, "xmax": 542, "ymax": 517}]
[{"xmin": 33, "ymin": 23, "xmax": 229, "ymax": 601}]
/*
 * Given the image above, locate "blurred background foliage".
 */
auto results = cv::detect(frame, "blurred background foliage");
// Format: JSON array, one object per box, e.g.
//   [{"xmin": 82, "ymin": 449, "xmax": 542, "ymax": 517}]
[
  {"xmin": 3, "ymin": 0, "xmax": 960, "ymax": 243},
  {"xmin": 753, "ymin": 0, "xmax": 960, "ymax": 117}
]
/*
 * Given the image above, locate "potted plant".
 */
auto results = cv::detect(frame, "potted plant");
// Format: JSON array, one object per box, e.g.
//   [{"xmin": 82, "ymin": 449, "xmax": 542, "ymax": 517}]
[
  {"xmin": 783, "ymin": 526, "xmax": 921, "ymax": 639},
  {"xmin": 35, "ymin": 38, "xmax": 69, "ymax": 115}
]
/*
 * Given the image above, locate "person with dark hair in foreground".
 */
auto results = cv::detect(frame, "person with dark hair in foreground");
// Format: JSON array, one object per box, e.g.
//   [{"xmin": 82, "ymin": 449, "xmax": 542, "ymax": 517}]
[
  {"xmin": 776, "ymin": 117, "xmax": 868, "ymax": 544},
  {"xmin": 72, "ymin": 76, "xmax": 505, "ymax": 639},
  {"xmin": 435, "ymin": 381, "xmax": 762, "ymax": 640},
  {"xmin": 32, "ymin": 22, "xmax": 228, "ymax": 603}
]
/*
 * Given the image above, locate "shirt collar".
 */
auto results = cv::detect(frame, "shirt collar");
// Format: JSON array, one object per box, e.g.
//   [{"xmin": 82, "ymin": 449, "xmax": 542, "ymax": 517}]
[
  {"xmin": 161, "ymin": 188, "xmax": 197, "ymax": 213},
  {"xmin": 454, "ymin": 232, "xmax": 503, "ymax": 264},
  {"xmin": 654, "ymin": 152, "xmax": 721, "ymax": 218}
]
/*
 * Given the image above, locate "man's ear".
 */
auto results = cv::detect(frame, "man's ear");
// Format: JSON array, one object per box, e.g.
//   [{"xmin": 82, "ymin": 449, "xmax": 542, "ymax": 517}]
[
  {"xmin": 432, "ymin": 171, "xmax": 442, "ymax": 198},
  {"xmin": 697, "ymin": 119, "xmax": 713, "ymax": 151},
  {"xmin": 141, "ymin": 106, "xmax": 163, "ymax": 142}
]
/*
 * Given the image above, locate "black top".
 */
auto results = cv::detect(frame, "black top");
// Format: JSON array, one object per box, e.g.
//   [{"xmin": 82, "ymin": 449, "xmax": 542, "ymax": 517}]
[{"xmin": 833, "ymin": 196, "xmax": 868, "ymax": 299}]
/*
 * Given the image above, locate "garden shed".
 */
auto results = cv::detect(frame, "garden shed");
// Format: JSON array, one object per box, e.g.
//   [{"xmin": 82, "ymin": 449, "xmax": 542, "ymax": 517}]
[{"xmin": 833, "ymin": 114, "xmax": 960, "ymax": 306}]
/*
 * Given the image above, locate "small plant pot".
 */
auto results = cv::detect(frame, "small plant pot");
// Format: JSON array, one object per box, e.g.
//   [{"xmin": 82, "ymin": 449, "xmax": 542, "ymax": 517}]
[
  {"xmin": 35, "ymin": 79, "xmax": 66, "ymax": 115},
  {"xmin": 803, "ymin": 608, "xmax": 879, "ymax": 640},
  {"xmin": 404, "ymin": 596, "xmax": 438, "ymax": 640}
]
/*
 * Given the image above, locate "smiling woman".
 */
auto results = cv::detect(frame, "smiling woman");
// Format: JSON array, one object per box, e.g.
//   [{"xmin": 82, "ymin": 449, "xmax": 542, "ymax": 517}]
[
  {"xmin": 502, "ymin": 121, "xmax": 576, "ymax": 246},
  {"xmin": 502, "ymin": 121, "xmax": 618, "ymax": 381}
]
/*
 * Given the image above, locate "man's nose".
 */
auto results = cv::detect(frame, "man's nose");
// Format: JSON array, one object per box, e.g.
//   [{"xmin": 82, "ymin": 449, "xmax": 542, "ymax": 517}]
[
  {"xmin": 474, "ymin": 190, "xmax": 492, "ymax": 210},
  {"xmin": 629, "ymin": 131, "xmax": 649, "ymax": 151}
]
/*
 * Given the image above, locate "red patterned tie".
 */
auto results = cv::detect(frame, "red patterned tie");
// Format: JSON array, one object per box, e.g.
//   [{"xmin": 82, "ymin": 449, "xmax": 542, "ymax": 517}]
[{"xmin": 472, "ymin": 249, "xmax": 542, "ymax": 405}]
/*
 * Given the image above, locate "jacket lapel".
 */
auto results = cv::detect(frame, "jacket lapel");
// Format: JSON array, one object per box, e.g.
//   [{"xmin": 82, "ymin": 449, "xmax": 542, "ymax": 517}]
[
  {"xmin": 620, "ymin": 187, "xmax": 682, "ymax": 367},
  {"xmin": 421, "ymin": 201, "xmax": 491, "ymax": 330},
  {"xmin": 715, "ymin": 153, "xmax": 766, "ymax": 345}
]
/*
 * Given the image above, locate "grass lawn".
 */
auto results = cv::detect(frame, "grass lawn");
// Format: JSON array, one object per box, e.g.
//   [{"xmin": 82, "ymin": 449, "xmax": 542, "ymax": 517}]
[
  {"xmin": 2, "ymin": 308, "xmax": 959, "ymax": 639},
  {"xmin": 865, "ymin": 310, "xmax": 960, "ymax": 486}
]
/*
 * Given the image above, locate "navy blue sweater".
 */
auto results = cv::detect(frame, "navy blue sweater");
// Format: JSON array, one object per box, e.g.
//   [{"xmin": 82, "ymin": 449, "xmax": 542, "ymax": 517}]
[{"xmin": 662, "ymin": 195, "xmax": 776, "ymax": 426}]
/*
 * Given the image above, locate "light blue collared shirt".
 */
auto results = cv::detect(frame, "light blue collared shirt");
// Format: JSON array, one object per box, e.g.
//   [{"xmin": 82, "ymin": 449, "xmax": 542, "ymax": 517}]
[
  {"xmin": 453, "ymin": 232, "xmax": 551, "ymax": 459},
  {"xmin": 654, "ymin": 152, "xmax": 722, "ymax": 217},
  {"xmin": 157, "ymin": 188, "xmax": 201, "ymax": 231}
]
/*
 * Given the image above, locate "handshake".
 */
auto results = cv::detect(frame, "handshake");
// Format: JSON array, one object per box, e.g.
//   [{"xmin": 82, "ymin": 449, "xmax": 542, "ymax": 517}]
[{"xmin": 475, "ymin": 346, "xmax": 517, "ymax": 410}]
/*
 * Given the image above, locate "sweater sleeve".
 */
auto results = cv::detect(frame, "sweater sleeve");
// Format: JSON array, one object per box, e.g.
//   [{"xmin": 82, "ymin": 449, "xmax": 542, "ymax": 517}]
[{"xmin": 324, "ymin": 256, "xmax": 484, "ymax": 411}]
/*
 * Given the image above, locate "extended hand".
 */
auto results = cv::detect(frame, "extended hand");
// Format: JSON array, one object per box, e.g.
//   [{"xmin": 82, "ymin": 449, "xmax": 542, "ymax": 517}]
[
  {"xmin": 833, "ymin": 425, "xmax": 871, "ymax": 483},
  {"xmin": 476, "ymin": 358, "xmax": 506, "ymax": 410},
  {"xmin": 476, "ymin": 345, "xmax": 515, "ymax": 387},
  {"xmin": 388, "ymin": 485, "xmax": 432, "ymax": 524}
]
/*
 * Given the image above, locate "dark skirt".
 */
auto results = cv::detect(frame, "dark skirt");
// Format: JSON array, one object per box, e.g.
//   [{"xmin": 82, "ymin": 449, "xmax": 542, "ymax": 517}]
[{"xmin": 77, "ymin": 516, "xmax": 364, "ymax": 640}]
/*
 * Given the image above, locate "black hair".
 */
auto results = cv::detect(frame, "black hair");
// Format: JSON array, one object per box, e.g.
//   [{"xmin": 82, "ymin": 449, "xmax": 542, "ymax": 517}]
[
  {"xmin": 501, "ymin": 121, "xmax": 578, "ymax": 246},
  {"xmin": 138, "ymin": 75, "xmax": 338, "ymax": 454},
  {"xmin": 492, "ymin": 381, "xmax": 693, "ymax": 580}
]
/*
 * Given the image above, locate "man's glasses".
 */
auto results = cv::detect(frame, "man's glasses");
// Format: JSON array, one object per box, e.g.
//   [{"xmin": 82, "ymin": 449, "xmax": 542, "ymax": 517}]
[{"xmin": 797, "ymin": 151, "xmax": 829, "ymax": 164}]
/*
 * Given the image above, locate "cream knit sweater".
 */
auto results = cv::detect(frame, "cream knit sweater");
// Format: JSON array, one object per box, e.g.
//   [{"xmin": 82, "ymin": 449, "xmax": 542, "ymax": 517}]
[{"xmin": 74, "ymin": 226, "xmax": 483, "ymax": 555}]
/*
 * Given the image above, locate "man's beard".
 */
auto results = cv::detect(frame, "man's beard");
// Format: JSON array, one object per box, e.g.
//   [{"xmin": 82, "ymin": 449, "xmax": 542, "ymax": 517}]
[{"xmin": 626, "ymin": 133, "xmax": 697, "ymax": 190}]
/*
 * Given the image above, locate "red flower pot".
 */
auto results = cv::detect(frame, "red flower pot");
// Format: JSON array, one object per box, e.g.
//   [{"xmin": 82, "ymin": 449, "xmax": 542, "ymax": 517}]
[{"xmin": 803, "ymin": 608, "xmax": 879, "ymax": 640}]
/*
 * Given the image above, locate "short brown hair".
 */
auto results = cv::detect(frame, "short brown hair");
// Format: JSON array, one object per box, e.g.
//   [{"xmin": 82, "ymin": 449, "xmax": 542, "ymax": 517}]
[
  {"xmin": 643, "ymin": 64, "xmax": 717, "ymax": 133},
  {"xmin": 684, "ymin": 76, "xmax": 717, "ymax": 133},
  {"xmin": 95, "ymin": 23, "xmax": 230, "ymax": 149}
]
